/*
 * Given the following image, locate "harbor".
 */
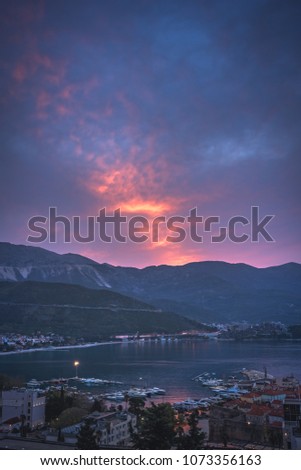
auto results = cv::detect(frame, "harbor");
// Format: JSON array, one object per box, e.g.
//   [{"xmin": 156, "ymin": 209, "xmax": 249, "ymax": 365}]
[{"xmin": 25, "ymin": 367, "xmax": 279, "ymax": 413}]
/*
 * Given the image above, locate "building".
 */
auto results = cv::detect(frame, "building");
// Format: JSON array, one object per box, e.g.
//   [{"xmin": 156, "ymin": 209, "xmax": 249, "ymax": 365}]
[
  {"xmin": 284, "ymin": 395, "xmax": 301, "ymax": 449},
  {"xmin": 261, "ymin": 390, "xmax": 286, "ymax": 403},
  {"xmin": 245, "ymin": 405, "xmax": 271, "ymax": 426},
  {"xmin": 209, "ymin": 402, "xmax": 283, "ymax": 448},
  {"xmin": 51, "ymin": 410, "xmax": 137, "ymax": 447},
  {"xmin": 1, "ymin": 389, "xmax": 45, "ymax": 429},
  {"xmin": 90, "ymin": 411, "xmax": 137, "ymax": 447},
  {"xmin": 276, "ymin": 375, "xmax": 300, "ymax": 390}
]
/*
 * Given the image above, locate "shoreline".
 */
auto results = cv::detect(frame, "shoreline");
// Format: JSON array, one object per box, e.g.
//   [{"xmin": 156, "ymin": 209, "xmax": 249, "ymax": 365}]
[
  {"xmin": 1, "ymin": 337, "xmax": 300, "ymax": 357},
  {"xmin": 0, "ymin": 341, "xmax": 121, "ymax": 356}
]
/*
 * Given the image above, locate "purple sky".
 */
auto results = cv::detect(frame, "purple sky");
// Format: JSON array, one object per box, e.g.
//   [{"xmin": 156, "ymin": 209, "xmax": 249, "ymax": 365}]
[{"xmin": 1, "ymin": 0, "xmax": 300, "ymax": 267}]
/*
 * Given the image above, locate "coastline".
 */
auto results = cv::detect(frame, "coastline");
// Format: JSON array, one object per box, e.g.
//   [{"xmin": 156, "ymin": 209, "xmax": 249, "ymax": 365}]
[
  {"xmin": 1, "ymin": 337, "xmax": 301, "ymax": 356},
  {"xmin": 0, "ymin": 341, "xmax": 121, "ymax": 356}
]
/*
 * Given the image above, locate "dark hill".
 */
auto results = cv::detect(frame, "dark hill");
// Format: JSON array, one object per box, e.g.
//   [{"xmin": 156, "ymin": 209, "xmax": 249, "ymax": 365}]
[{"xmin": 0, "ymin": 280, "xmax": 203, "ymax": 338}]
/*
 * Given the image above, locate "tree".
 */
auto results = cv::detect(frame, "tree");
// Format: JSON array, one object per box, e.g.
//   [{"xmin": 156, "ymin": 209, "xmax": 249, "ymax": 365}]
[
  {"xmin": 73, "ymin": 394, "xmax": 92, "ymax": 411},
  {"xmin": 176, "ymin": 410, "xmax": 205, "ymax": 449},
  {"xmin": 131, "ymin": 402, "xmax": 176, "ymax": 449},
  {"xmin": 221, "ymin": 425, "xmax": 229, "ymax": 448},
  {"xmin": 45, "ymin": 389, "xmax": 74, "ymax": 423},
  {"xmin": 20, "ymin": 414, "xmax": 27, "ymax": 437},
  {"xmin": 267, "ymin": 427, "xmax": 283, "ymax": 449},
  {"xmin": 128, "ymin": 396, "xmax": 146, "ymax": 425},
  {"xmin": 90, "ymin": 399, "xmax": 106, "ymax": 413},
  {"xmin": 0, "ymin": 374, "xmax": 22, "ymax": 391},
  {"xmin": 52, "ymin": 407, "xmax": 87, "ymax": 430},
  {"xmin": 77, "ymin": 421, "xmax": 99, "ymax": 450},
  {"xmin": 52, "ymin": 407, "xmax": 87, "ymax": 442}
]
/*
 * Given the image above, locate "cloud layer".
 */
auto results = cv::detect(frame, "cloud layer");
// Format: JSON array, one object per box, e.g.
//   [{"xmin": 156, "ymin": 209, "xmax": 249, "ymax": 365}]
[{"xmin": 0, "ymin": 0, "xmax": 300, "ymax": 267}]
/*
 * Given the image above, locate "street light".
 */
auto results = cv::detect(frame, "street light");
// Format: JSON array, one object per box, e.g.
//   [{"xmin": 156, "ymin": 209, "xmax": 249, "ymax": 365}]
[{"xmin": 74, "ymin": 361, "xmax": 79, "ymax": 378}]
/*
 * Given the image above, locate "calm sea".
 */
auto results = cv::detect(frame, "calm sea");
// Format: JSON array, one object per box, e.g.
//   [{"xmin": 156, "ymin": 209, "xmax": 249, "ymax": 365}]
[{"xmin": 0, "ymin": 340, "xmax": 300, "ymax": 401}]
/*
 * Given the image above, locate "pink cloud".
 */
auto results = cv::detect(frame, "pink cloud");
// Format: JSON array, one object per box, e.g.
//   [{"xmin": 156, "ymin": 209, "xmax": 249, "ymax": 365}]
[
  {"xmin": 60, "ymin": 84, "xmax": 77, "ymax": 100},
  {"xmin": 83, "ymin": 76, "xmax": 100, "ymax": 95},
  {"xmin": 45, "ymin": 60, "xmax": 67, "ymax": 85},
  {"xmin": 36, "ymin": 90, "xmax": 51, "ymax": 110},
  {"xmin": 56, "ymin": 104, "xmax": 71, "ymax": 116},
  {"xmin": 32, "ymin": 52, "xmax": 53, "ymax": 69},
  {"xmin": 11, "ymin": 50, "xmax": 67, "ymax": 88},
  {"xmin": 12, "ymin": 63, "xmax": 27, "ymax": 82}
]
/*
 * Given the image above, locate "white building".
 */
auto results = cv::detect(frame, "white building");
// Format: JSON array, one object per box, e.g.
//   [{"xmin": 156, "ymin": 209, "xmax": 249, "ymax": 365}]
[
  {"xmin": 55, "ymin": 411, "xmax": 137, "ymax": 447},
  {"xmin": 91, "ymin": 411, "xmax": 136, "ymax": 447},
  {"xmin": 1, "ymin": 388, "xmax": 45, "ymax": 429}
]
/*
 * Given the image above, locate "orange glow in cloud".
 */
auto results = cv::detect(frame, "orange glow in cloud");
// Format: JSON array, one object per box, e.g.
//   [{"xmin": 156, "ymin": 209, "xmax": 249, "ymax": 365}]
[
  {"xmin": 96, "ymin": 170, "xmax": 122, "ymax": 193},
  {"xmin": 165, "ymin": 253, "xmax": 201, "ymax": 266},
  {"xmin": 120, "ymin": 200, "xmax": 171, "ymax": 214},
  {"xmin": 144, "ymin": 241, "xmax": 204, "ymax": 266},
  {"xmin": 86, "ymin": 148, "xmax": 184, "ymax": 201}
]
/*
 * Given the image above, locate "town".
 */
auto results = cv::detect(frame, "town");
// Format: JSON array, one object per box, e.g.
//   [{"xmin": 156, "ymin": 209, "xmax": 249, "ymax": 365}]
[
  {"xmin": 0, "ymin": 365, "xmax": 300, "ymax": 450},
  {"xmin": 1, "ymin": 322, "xmax": 300, "ymax": 354}
]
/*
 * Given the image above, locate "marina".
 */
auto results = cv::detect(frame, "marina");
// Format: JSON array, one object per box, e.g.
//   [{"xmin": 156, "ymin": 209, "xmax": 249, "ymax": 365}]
[{"xmin": 24, "ymin": 366, "xmax": 280, "ymax": 412}]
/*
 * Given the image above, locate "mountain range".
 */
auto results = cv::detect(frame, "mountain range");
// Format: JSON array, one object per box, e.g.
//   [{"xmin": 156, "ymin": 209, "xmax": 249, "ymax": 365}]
[{"xmin": 0, "ymin": 242, "xmax": 301, "ymax": 327}]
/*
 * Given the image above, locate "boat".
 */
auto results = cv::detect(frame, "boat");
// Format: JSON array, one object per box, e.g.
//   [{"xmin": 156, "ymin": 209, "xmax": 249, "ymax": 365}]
[
  {"xmin": 211, "ymin": 386, "xmax": 228, "ymax": 393},
  {"xmin": 201, "ymin": 378, "xmax": 223, "ymax": 386},
  {"xmin": 48, "ymin": 378, "xmax": 68, "ymax": 384},
  {"xmin": 127, "ymin": 388, "xmax": 147, "ymax": 398},
  {"xmin": 150, "ymin": 387, "xmax": 166, "ymax": 395},
  {"xmin": 173, "ymin": 399, "xmax": 200, "ymax": 410},
  {"xmin": 105, "ymin": 392, "xmax": 125, "ymax": 401},
  {"xmin": 198, "ymin": 400, "xmax": 210, "ymax": 408},
  {"xmin": 27, "ymin": 379, "xmax": 41, "ymax": 388},
  {"xmin": 80, "ymin": 378, "xmax": 123, "ymax": 385}
]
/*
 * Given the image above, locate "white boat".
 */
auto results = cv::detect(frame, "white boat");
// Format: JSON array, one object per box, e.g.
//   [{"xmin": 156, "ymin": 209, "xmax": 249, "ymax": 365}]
[
  {"xmin": 127, "ymin": 388, "xmax": 147, "ymax": 398},
  {"xmin": 173, "ymin": 399, "xmax": 200, "ymax": 410},
  {"xmin": 150, "ymin": 387, "xmax": 166, "ymax": 395},
  {"xmin": 27, "ymin": 379, "xmax": 41, "ymax": 388},
  {"xmin": 210, "ymin": 386, "xmax": 228, "ymax": 392},
  {"xmin": 198, "ymin": 400, "xmax": 210, "ymax": 407},
  {"xmin": 201, "ymin": 379, "xmax": 223, "ymax": 386},
  {"xmin": 208, "ymin": 396, "xmax": 224, "ymax": 403},
  {"xmin": 105, "ymin": 392, "xmax": 124, "ymax": 401}
]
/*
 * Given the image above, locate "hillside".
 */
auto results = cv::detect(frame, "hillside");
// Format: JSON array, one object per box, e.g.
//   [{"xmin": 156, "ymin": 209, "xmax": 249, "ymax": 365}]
[
  {"xmin": 0, "ymin": 281, "xmax": 203, "ymax": 338},
  {"xmin": 0, "ymin": 242, "xmax": 301, "ymax": 324}
]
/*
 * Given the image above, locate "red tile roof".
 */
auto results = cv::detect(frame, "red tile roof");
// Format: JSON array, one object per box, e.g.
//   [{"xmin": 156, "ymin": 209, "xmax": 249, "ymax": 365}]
[
  {"xmin": 2, "ymin": 417, "xmax": 21, "ymax": 425},
  {"xmin": 247, "ymin": 405, "xmax": 270, "ymax": 416},
  {"xmin": 271, "ymin": 400, "xmax": 283, "ymax": 406},
  {"xmin": 262, "ymin": 390, "xmax": 285, "ymax": 396}
]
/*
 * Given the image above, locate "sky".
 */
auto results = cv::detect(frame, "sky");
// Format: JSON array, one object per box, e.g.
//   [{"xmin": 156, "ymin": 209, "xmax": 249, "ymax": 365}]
[{"xmin": 0, "ymin": 0, "xmax": 300, "ymax": 268}]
